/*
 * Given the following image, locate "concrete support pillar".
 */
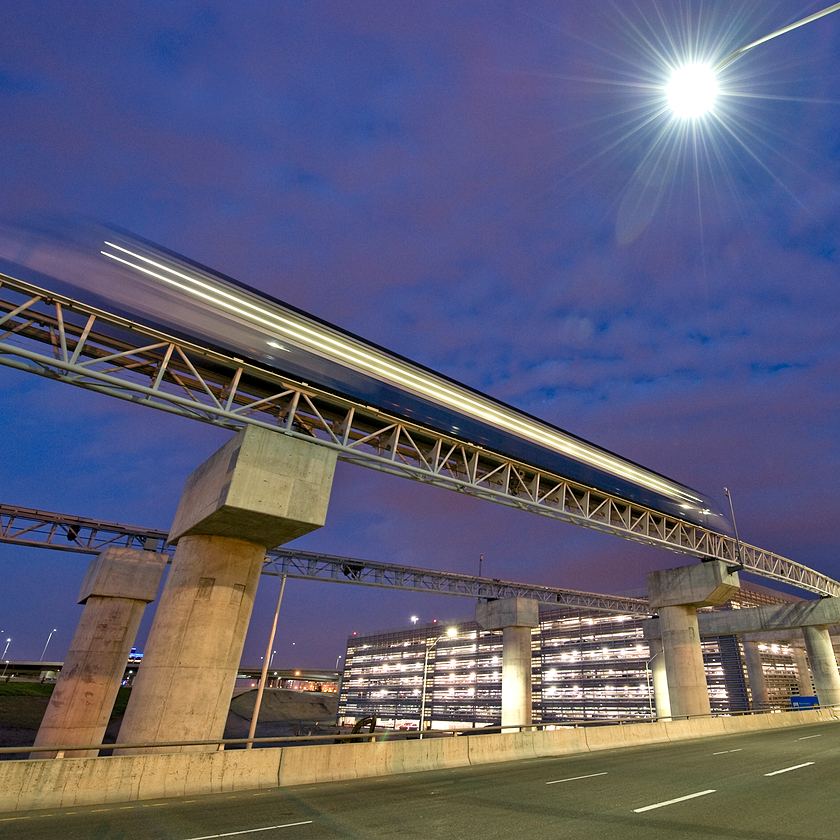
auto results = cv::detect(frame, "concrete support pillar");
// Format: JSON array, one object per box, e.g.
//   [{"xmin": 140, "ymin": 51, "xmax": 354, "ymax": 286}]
[
  {"xmin": 791, "ymin": 646, "xmax": 812, "ymax": 696},
  {"xmin": 658, "ymin": 606, "xmax": 708, "ymax": 718},
  {"xmin": 802, "ymin": 625, "xmax": 840, "ymax": 707},
  {"xmin": 649, "ymin": 638, "xmax": 671, "ymax": 719},
  {"xmin": 742, "ymin": 641, "xmax": 769, "ymax": 709},
  {"xmin": 501, "ymin": 625, "xmax": 533, "ymax": 729},
  {"xmin": 33, "ymin": 548, "xmax": 166, "ymax": 757},
  {"xmin": 648, "ymin": 561, "xmax": 739, "ymax": 719},
  {"xmin": 476, "ymin": 598, "xmax": 539, "ymax": 729},
  {"xmin": 117, "ymin": 427, "xmax": 336, "ymax": 752}
]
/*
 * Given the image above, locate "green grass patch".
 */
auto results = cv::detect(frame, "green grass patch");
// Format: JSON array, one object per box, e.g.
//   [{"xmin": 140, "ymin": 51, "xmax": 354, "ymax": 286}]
[
  {"xmin": 0, "ymin": 682, "xmax": 54, "ymax": 698},
  {"xmin": 0, "ymin": 682, "xmax": 131, "ymax": 708}
]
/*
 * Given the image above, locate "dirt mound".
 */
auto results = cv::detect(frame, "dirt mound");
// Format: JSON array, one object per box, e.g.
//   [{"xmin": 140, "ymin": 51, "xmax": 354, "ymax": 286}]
[{"xmin": 229, "ymin": 688, "xmax": 337, "ymax": 723}]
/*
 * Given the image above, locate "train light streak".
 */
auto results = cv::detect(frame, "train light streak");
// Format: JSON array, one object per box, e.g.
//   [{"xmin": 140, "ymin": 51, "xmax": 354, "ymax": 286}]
[{"xmin": 100, "ymin": 241, "xmax": 702, "ymax": 505}]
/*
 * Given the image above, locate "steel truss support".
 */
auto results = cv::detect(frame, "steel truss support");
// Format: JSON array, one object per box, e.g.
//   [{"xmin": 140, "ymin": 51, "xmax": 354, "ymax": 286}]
[
  {"xmin": 0, "ymin": 273, "xmax": 837, "ymax": 597},
  {"xmin": 0, "ymin": 503, "xmax": 650, "ymax": 614}
]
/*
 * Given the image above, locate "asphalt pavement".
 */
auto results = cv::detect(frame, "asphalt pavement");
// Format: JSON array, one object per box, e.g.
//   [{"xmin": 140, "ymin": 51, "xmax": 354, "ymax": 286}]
[{"xmin": 2, "ymin": 721, "xmax": 838, "ymax": 840}]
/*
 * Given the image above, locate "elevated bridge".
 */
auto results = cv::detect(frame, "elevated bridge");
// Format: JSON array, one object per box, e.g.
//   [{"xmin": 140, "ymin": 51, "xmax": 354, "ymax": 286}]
[
  {"xmin": 0, "ymin": 272, "xmax": 837, "ymax": 596},
  {"xmin": 0, "ymin": 502, "xmax": 652, "ymax": 614}
]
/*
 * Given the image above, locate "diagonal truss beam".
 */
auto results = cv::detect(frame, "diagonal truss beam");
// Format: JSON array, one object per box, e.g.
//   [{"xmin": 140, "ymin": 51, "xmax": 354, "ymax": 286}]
[
  {"xmin": 0, "ymin": 273, "xmax": 838, "ymax": 596},
  {"xmin": 0, "ymin": 503, "xmax": 650, "ymax": 614}
]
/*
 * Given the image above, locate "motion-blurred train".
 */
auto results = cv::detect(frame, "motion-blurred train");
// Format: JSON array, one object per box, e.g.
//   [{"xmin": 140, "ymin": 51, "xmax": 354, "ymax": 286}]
[{"xmin": 0, "ymin": 221, "xmax": 733, "ymax": 535}]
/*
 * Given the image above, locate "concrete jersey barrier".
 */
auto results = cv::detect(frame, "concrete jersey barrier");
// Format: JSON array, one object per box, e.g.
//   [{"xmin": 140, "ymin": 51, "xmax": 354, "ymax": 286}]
[{"xmin": 0, "ymin": 709, "xmax": 835, "ymax": 813}]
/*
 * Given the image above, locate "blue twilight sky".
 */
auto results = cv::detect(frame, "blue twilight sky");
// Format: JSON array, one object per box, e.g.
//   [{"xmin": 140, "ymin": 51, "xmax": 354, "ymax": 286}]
[{"xmin": 1, "ymin": 1, "xmax": 839, "ymax": 668}]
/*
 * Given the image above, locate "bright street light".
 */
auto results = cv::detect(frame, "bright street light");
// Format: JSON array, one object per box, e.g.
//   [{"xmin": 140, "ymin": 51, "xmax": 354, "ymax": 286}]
[
  {"xmin": 1, "ymin": 637, "xmax": 10, "ymax": 659},
  {"xmin": 666, "ymin": 64, "xmax": 718, "ymax": 119},
  {"xmin": 665, "ymin": 3, "xmax": 840, "ymax": 120},
  {"xmin": 410, "ymin": 615, "xmax": 419, "ymax": 625},
  {"xmin": 40, "ymin": 628, "xmax": 58, "ymax": 661}
]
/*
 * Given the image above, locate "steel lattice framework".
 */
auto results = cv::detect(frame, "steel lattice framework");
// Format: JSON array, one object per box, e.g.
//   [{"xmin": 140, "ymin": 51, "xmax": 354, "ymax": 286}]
[
  {"xmin": 0, "ymin": 273, "xmax": 837, "ymax": 597},
  {"xmin": 0, "ymin": 503, "xmax": 651, "ymax": 614}
]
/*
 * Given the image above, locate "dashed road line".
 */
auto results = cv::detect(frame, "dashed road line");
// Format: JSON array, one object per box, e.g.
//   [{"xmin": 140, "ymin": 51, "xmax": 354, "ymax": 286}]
[
  {"xmin": 183, "ymin": 822, "xmax": 313, "ymax": 839},
  {"xmin": 797, "ymin": 734, "xmax": 822, "ymax": 741},
  {"xmin": 546, "ymin": 772, "xmax": 608, "ymax": 785},
  {"xmin": 633, "ymin": 790, "xmax": 716, "ymax": 813},
  {"xmin": 764, "ymin": 762, "xmax": 815, "ymax": 776},
  {"xmin": 712, "ymin": 748, "xmax": 743, "ymax": 755}
]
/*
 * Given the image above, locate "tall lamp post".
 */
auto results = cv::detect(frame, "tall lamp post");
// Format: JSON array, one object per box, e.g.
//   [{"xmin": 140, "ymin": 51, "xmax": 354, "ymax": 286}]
[
  {"xmin": 644, "ymin": 649, "xmax": 662, "ymax": 720},
  {"xmin": 40, "ymin": 628, "xmax": 57, "ymax": 661},
  {"xmin": 1, "ymin": 637, "xmax": 10, "ymax": 660},
  {"xmin": 723, "ymin": 487, "xmax": 745, "ymax": 571},
  {"xmin": 418, "ymin": 626, "xmax": 457, "ymax": 734},
  {"xmin": 247, "ymin": 574, "xmax": 287, "ymax": 749}
]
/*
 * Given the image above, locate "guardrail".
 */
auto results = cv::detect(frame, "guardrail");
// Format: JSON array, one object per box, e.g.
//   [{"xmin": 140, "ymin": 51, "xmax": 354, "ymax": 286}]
[{"xmin": 1, "ymin": 704, "xmax": 829, "ymax": 759}]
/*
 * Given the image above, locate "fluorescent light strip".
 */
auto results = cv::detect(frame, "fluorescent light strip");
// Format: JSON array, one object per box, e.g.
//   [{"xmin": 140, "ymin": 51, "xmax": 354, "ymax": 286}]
[{"xmin": 101, "ymin": 244, "xmax": 702, "ymax": 504}]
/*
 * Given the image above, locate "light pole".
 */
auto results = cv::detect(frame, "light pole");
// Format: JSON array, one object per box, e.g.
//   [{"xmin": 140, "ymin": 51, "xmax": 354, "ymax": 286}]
[
  {"xmin": 40, "ymin": 628, "xmax": 58, "ymax": 661},
  {"xmin": 247, "ymin": 574, "xmax": 287, "ymax": 749},
  {"xmin": 418, "ymin": 626, "xmax": 457, "ymax": 734},
  {"xmin": 335, "ymin": 654, "xmax": 342, "ymax": 671},
  {"xmin": 2, "ymin": 637, "xmax": 10, "ymax": 660},
  {"xmin": 644, "ymin": 649, "xmax": 662, "ymax": 720},
  {"xmin": 723, "ymin": 487, "xmax": 745, "ymax": 571}
]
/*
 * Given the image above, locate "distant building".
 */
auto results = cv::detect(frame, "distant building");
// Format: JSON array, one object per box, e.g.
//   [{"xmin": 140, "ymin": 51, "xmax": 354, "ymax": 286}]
[{"xmin": 337, "ymin": 586, "xmax": 814, "ymax": 730}]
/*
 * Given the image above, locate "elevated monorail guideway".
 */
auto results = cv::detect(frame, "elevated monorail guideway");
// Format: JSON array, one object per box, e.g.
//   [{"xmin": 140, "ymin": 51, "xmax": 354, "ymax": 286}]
[
  {"xmin": 0, "ymin": 503, "xmax": 652, "ymax": 614},
  {"xmin": 0, "ymin": 227, "xmax": 835, "ymax": 594}
]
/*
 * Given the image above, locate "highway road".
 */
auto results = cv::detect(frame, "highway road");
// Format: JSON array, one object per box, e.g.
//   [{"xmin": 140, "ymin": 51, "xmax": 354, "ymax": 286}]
[{"xmin": 2, "ymin": 722, "xmax": 838, "ymax": 839}]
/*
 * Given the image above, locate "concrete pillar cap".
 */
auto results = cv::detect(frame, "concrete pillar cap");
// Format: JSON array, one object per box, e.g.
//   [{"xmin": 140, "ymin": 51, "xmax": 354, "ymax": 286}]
[
  {"xmin": 78, "ymin": 547, "xmax": 167, "ymax": 604},
  {"xmin": 648, "ymin": 560, "xmax": 739, "ymax": 610},
  {"xmin": 476, "ymin": 597, "xmax": 539, "ymax": 630},
  {"xmin": 169, "ymin": 425, "xmax": 337, "ymax": 548}
]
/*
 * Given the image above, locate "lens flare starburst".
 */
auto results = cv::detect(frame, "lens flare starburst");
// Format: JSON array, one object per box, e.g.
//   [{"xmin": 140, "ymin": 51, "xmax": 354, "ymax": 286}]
[{"xmin": 666, "ymin": 63, "xmax": 719, "ymax": 119}]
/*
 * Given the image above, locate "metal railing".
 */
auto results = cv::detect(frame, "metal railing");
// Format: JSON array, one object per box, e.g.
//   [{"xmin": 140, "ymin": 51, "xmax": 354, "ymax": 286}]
[
  {"xmin": 1, "ymin": 273, "xmax": 838, "ymax": 595},
  {"xmin": 1, "ymin": 704, "xmax": 833, "ymax": 759},
  {"xmin": 0, "ymin": 502, "xmax": 652, "ymax": 613}
]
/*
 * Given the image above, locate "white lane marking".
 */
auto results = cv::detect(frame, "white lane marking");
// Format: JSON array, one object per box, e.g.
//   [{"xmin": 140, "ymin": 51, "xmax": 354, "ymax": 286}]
[
  {"xmin": 764, "ymin": 762, "xmax": 815, "ymax": 776},
  {"xmin": 712, "ymin": 748, "xmax": 743, "ymax": 755},
  {"xmin": 183, "ymin": 822, "xmax": 313, "ymax": 839},
  {"xmin": 797, "ymin": 734, "xmax": 822, "ymax": 741},
  {"xmin": 633, "ymin": 790, "xmax": 716, "ymax": 813},
  {"xmin": 546, "ymin": 772, "xmax": 608, "ymax": 785}
]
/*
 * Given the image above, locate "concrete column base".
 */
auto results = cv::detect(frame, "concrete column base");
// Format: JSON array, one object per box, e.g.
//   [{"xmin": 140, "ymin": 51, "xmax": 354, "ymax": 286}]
[
  {"xmin": 658, "ymin": 605, "xmax": 710, "ymax": 718},
  {"xmin": 802, "ymin": 625, "xmax": 840, "ymax": 707},
  {"xmin": 791, "ymin": 647, "xmax": 812, "ymax": 696},
  {"xmin": 743, "ymin": 641, "xmax": 769, "ymax": 709},
  {"xmin": 649, "ymin": 638, "xmax": 671, "ymax": 720},
  {"xmin": 501, "ymin": 625, "xmax": 533, "ymax": 729},
  {"xmin": 33, "ymin": 548, "xmax": 165, "ymax": 757},
  {"xmin": 117, "ymin": 536, "xmax": 265, "ymax": 752}
]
